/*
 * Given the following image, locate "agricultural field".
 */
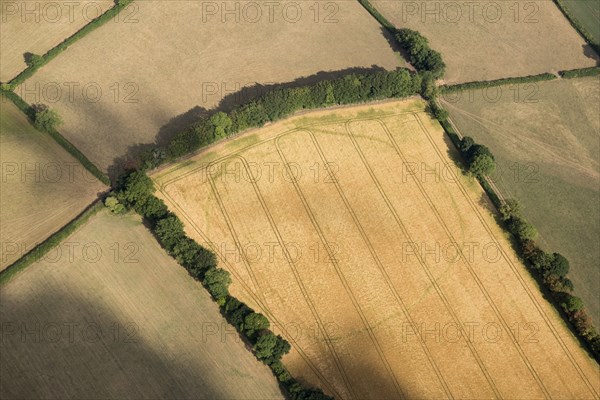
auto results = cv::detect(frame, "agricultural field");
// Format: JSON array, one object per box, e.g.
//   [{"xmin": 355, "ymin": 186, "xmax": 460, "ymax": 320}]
[
  {"xmin": 17, "ymin": 0, "xmax": 406, "ymax": 177},
  {"xmin": 372, "ymin": 0, "xmax": 599, "ymax": 84},
  {"xmin": 0, "ymin": 209, "xmax": 284, "ymax": 399},
  {"xmin": 441, "ymin": 76, "xmax": 600, "ymax": 323},
  {"xmin": 152, "ymin": 99, "xmax": 600, "ymax": 399},
  {"xmin": 0, "ymin": 95, "xmax": 106, "ymax": 270},
  {"xmin": 561, "ymin": 0, "xmax": 600, "ymax": 43},
  {"xmin": 0, "ymin": 0, "xmax": 114, "ymax": 82}
]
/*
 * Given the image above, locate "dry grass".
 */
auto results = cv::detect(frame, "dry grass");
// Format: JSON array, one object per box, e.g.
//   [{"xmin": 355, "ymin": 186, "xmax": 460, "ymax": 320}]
[
  {"xmin": 0, "ymin": 209, "xmax": 284, "ymax": 400},
  {"xmin": 152, "ymin": 99, "xmax": 600, "ymax": 399},
  {"xmin": 441, "ymin": 76, "xmax": 600, "ymax": 323},
  {"xmin": 17, "ymin": 0, "xmax": 405, "ymax": 175},
  {"xmin": 0, "ymin": 0, "xmax": 114, "ymax": 81},
  {"xmin": 372, "ymin": 0, "xmax": 598, "ymax": 84},
  {"xmin": 0, "ymin": 96, "xmax": 106, "ymax": 270}
]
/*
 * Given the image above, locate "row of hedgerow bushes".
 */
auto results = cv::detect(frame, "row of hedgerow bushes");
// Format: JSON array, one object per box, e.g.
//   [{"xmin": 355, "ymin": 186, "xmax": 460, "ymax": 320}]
[
  {"xmin": 552, "ymin": 0, "xmax": 600, "ymax": 55},
  {"xmin": 2, "ymin": 0, "xmax": 133, "ymax": 89},
  {"xmin": 440, "ymin": 73, "xmax": 557, "ymax": 94},
  {"xmin": 430, "ymin": 100, "xmax": 600, "ymax": 362},
  {"xmin": 0, "ymin": 200, "xmax": 105, "ymax": 285},
  {"xmin": 0, "ymin": 90, "xmax": 110, "ymax": 185},
  {"xmin": 559, "ymin": 66, "xmax": 600, "ymax": 79},
  {"xmin": 136, "ymin": 68, "xmax": 425, "ymax": 170},
  {"xmin": 109, "ymin": 171, "xmax": 333, "ymax": 400}
]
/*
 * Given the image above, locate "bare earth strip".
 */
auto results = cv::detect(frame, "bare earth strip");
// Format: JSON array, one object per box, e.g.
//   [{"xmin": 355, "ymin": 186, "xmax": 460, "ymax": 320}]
[
  {"xmin": 152, "ymin": 99, "xmax": 600, "ymax": 399},
  {"xmin": 0, "ymin": 209, "xmax": 285, "ymax": 400},
  {"xmin": 17, "ymin": 0, "xmax": 405, "ymax": 175},
  {"xmin": 371, "ymin": 0, "xmax": 599, "ymax": 84},
  {"xmin": 0, "ymin": 0, "xmax": 114, "ymax": 82},
  {"xmin": 0, "ymin": 96, "xmax": 106, "ymax": 270}
]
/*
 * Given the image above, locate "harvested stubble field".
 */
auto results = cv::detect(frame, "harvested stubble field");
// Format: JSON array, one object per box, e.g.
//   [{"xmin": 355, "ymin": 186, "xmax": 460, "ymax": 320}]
[
  {"xmin": 0, "ymin": 209, "xmax": 284, "ymax": 399},
  {"xmin": 0, "ymin": 0, "xmax": 114, "ymax": 82},
  {"xmin": 18, "ymin": 0, "xmax": 406, "ymax": 175},
  {"xmin": 441, "ymin": 76, "xmax": 600, "ymax": 324},
  {"xmin": 372, "ymin": 0, "xmax": 598, "ymax": 84},
  {"xmin": 0, "ymin": 96, "xmax": 106, "ymax": 270},
  {"xmin": 152, "ymin": 99, "xmax": 600, "ymax": 399}
]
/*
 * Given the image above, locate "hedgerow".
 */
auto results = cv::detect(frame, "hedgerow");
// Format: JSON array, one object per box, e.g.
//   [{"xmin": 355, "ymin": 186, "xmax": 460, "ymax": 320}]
[
  {"xmin": 440, "ymin": 73, "xmax": 557, "ymax": 94},
  {"xmin": 559, "ymin": 67, "xmax": 600, "ymax": 79},
  {"xmin": 136, "ymin": 68, "xmax": 423, "ymax": 170}
]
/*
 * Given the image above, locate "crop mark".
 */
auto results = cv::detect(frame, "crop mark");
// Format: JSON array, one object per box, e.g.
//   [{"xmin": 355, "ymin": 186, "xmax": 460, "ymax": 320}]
[
  {"xmin": 208, "ymin": 153, "xmax": 358, "ymax": 400},
  {"xmin": 412, "ymin": 112, "xmax": 600, "ymax": 399},
  {"xmin": 378, "ymin": 113, "xmax": 552, "ymax": 399},
  {"xmin": 158, "ymin": 181, "xmax": 343, "ymax": 399},
  {"xmin": 275, "ymin": 131, "xmax": 406, "ymax": 400},
  {"xmin": 344, "ymin": 118, "xmax": 500, "ymax": 399}
]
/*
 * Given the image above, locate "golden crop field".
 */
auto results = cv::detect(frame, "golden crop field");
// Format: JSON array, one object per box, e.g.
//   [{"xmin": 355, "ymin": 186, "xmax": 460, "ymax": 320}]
[
  {"xmin": 0, "ymin": 96, "xmax": 106, "ymax": 270},
  {"xmin": 152, "ymin": 99, "xmax": 600, "ymax": 399},
  {"xmin": 0, "ymin": 209, "xmax": 284, "ymax": 399},
  {"xmin": 0, "ymin": 0, "xmax": 114, "ymax": 81},
  {"xmin": 372, "ymin": 0, "xmax": 598, "ymax": 84},
  {"xmin": 18, "ymin": 0, "xmax": 406, "ymax": 176}
]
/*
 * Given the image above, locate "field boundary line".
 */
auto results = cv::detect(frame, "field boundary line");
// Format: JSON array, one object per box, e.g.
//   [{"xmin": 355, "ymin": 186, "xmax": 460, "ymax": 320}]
[
  {"xmin": 157, "ymin": 187, "xmax": 343, "ymax": 399},
  {"xmin": 345, "ymin": 118, "xmax": 512, "ymax": 399},
  {"xmin": 206, "ymin": 154, "xmax": 356, "ymax": 399},
  {"xmin": 413, "ymin": 113, "xmax": 600, "ymax": 399},
  {"xmin": 376, "ymin": 115, "xmax": 551, "ymax": 399},
  {"xmin": 275, "ymin": 131, "xmax": 406, "ymax": 400}
]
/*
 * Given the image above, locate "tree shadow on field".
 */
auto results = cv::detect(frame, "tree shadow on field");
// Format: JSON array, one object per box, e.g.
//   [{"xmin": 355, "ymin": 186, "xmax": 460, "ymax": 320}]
[
  {"xmin": 582, "ymin": 44, "xmax": 600, "ymax": 63},
  {"xmin": 108, "ymin": 65, "xmax": 393, "ymax": 181},
  {"xmin": 379, "ymin": 26, "xmax": 414, "ymax": 70},
  {"xmin": 0, "ymin": 284, "xmax": 282, "ymax": 399}
]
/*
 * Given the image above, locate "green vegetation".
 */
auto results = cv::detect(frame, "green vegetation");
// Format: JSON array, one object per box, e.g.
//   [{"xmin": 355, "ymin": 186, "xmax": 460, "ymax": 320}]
[
  {"xmin": 559, "ymin": 66, "xmax": 600, "ymax": 78},
  {"xmin": 394, "ymin": 29, "xmax": 445, "ymax": 79},
  {"xmin": 5, "ymin": 1, "xmax": 134, "ymax": 88},
  {"xmin": 0, "ymin": 201, "xmax": 104, "ymax": 285},
  {"xmin": 32, "ymin": 105, "xmax": 63, "ymax": 131},
  {"xmin": 440, "ymin": 73, "xmax": 557, "ymax": 94},
  {"xmin": 138, "ymin": 68, "xmax": 423, "ymax": 170},
  {"xmin": 114, "ymin": 171, "xmax": 333, "ymax": 400}
]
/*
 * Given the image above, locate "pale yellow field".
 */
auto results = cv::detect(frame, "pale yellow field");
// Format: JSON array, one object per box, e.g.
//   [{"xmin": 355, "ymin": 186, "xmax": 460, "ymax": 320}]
[
  {"xmin": 0, "ymin": 0, "xmax": 114, "ymax": 81},
  {"xmin": 372, "ymin": 0, "xmax": 599, "ymax": 84},
  {"xmin": 153, "ymin": 99, "xmax": 600, "ymax": 399},
  {"xmin": 0, "ymin": 209, "xmax": 284, "ymax": 399},
  {"xmin": 0, "ymin": 96, "xmax": 106, "ymax": 269},
  {"xmin": 18, "ymin": 0, "xmax": 405, "ymax": 176}
]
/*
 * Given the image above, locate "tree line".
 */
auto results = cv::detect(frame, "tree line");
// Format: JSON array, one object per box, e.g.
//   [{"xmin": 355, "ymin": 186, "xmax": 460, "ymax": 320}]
[{"xmin": 107, "ymin": 172, "xmax": 333, "ymax": 400}]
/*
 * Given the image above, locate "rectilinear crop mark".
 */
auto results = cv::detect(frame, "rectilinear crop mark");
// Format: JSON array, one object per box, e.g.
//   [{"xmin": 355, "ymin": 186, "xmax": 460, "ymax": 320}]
[
  {"xmin": 207, "ymin": 153, "xmax": 355, "ymax": 400},
  {"xmin": 156, "ymin": 110, "xmax": 599, "ymax": 400}
]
